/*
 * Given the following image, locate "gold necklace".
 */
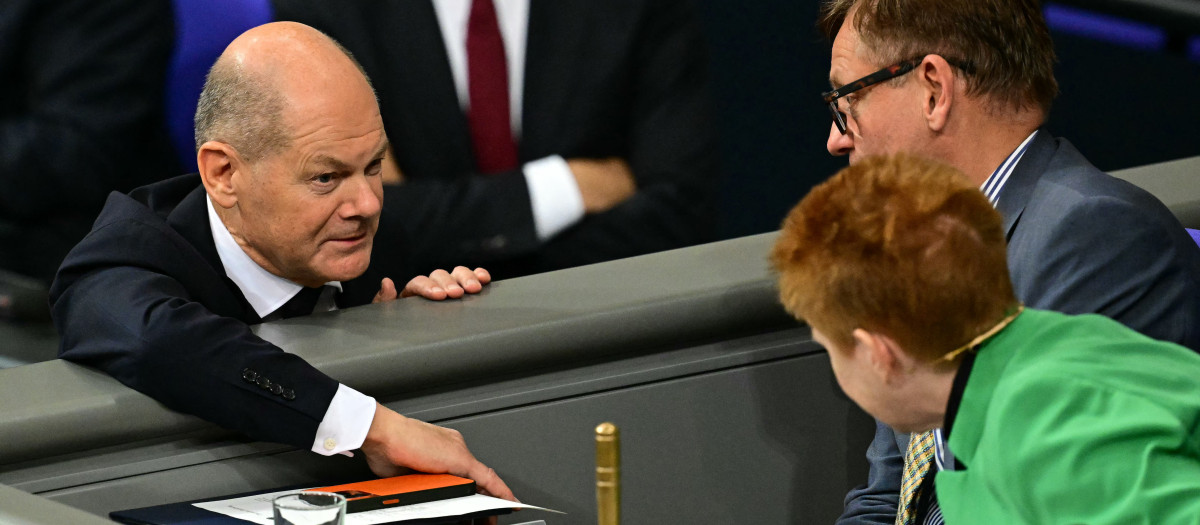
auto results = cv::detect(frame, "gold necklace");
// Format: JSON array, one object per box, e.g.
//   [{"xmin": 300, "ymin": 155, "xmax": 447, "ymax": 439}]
[{"xmin": 941, "ymin": 304, "xmax": 1025, "ymax": 362}]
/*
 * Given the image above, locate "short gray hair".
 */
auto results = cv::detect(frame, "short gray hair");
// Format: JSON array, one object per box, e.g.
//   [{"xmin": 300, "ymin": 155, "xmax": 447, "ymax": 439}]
[
  {"xmin": 192, "ymin": 59, "xmax": 288, "ymax": 163},
  {"xmin": 192, "ymin": 38, "xmax": 375, "ymax": 163}
]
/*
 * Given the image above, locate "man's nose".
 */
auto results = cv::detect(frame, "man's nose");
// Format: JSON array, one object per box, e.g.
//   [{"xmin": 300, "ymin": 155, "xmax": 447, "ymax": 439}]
[
  {"xmin": 339, "ymin": 174, "xmax": 383, "ymax": 219},
  {"xmin": 827, "ymin": 122, "xmax": 853, "ymax": 157}
]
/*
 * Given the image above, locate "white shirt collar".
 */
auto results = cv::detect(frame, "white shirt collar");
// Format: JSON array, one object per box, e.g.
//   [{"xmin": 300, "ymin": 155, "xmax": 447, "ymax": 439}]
[{"xmin": 206, "ymin": 195, "xmax": 341, "ymax": 318}]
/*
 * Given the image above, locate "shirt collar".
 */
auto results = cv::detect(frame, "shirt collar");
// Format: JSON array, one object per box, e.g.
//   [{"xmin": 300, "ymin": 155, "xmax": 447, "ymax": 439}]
[
  {"xmin": 206, "ymin": 196, "xmax": 341, "ymax": 318},
  {"xmin": 979, "ymin": 130, "xmax": 1039, "ymax": 206}
]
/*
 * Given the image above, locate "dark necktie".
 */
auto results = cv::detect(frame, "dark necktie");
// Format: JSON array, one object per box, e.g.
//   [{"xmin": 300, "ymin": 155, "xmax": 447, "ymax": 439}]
[
  {"xmin": 466, "ymin": 0, "xmax": 518, "ymax": 173},
  {"xmin": 267, "ymin": 286, "xmax": 332, "ymax": 321}
]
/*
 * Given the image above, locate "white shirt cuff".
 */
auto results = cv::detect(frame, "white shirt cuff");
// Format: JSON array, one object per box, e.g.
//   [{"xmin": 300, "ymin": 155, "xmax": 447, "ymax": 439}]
[
  {"xmin": 310, "ymin": 384, "xmax": 376, "ymax": 457},
  {"xmin": 524, "ymin": 155, "xmax": 584, "ymax": 241}
]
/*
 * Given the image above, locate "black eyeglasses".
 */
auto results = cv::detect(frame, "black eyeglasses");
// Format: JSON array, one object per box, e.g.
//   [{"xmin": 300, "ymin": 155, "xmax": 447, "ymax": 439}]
[
  {"xmin": 822, "ymin": 55, "xmax": 976, "ymax": 134},
  {"xmin": 821, "ymin": 56, "xmax": 925, "ymax": 135}
]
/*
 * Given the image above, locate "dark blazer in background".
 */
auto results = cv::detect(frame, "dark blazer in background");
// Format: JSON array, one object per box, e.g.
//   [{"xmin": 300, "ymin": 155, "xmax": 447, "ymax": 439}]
[
  {"xmin": 49, "ymin": 175, "xmax": 399, "ymax": 449},
  {"xmin": 838, "ymin": 131, "xmax": 1200, "ymax": 524},
  {"xmin": 0, "ymin": 0, "xmax": 178, "ymax": 282},
  {"xmin": 272, "ymin": 0, "xmax": 719, "ymax": 278}
]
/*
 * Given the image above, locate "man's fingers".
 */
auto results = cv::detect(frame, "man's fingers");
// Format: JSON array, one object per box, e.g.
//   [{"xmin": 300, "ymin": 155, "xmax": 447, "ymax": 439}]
[
  {"xmin": 400, "ymin": 267, "xmax": 491, "ymax": 300},
  {"xmin": 401, "ymin": 275, "xmax": 447, "ymax": 300},
  {"xmin": 362, "ymin": 409, "xmax": 515, "ymax": 504},
  {"xmin": 469, "ymin": 463, "xmax": 516, "ymax": 502},
  {"xmin": 372, "ymin": 277, "xmax": 398, "ymax": 303},
  {"xmin": 451, "ymin": 266, "xmax": 483, "ymax": 293},
  {"xmin": 428, "ymin": 269, "xmax": 464, "ymax": 298},
  {"xmin": 474, "ymin": 267, "xmax": 492, "ymax": 286}
]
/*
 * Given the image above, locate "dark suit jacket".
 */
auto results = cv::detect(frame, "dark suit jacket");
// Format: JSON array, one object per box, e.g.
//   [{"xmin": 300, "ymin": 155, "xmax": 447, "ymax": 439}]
[
  {"xmin": 49, "ymin": 174, "xmax": 395, "ymax": 449},
  {"xmin": 838, "ymin": 132, "xmax": 1200, "ymax": 524},
  {"xmin": 272, "ymin": 0, "xmax": 718, "ymax": 278},
  {"xmin": 0, "ymin": 0, "xmax": 178, "ymax": 282}
]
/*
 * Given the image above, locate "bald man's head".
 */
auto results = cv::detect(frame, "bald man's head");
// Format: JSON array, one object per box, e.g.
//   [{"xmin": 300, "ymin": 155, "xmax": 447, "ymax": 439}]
[
  {"xmin": 193, "ymin": 22, "xmax": 375, "ymax": 162},
  {"xmin": 194, "ymin": 22, "xmax": 388, "ymax": 288}
]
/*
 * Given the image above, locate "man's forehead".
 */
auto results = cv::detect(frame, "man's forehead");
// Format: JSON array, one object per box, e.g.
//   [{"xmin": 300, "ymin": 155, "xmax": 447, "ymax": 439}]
[
  {"xmin": 276, "ymin": 79, "xmax": 383, "ymax": 144},
  {"xmin": 303, "ymin": 136, "xmax": 388, "ymax": 167},
  {"xmin": 828, "ymin": 20, "xmax": 869, "ymax": 88}
]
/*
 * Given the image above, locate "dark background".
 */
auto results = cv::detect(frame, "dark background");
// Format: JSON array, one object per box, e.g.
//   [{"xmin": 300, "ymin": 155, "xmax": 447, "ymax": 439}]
[{"xmin": 698, "ymin": 0, "xmax": 1200, "ymax": 239}]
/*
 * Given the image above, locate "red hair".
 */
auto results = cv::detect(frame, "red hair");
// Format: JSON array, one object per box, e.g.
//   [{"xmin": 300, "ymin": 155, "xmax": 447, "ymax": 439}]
[{"xmin": 771, "ymin": 154, "xmax": 1015, "ymax": 365}]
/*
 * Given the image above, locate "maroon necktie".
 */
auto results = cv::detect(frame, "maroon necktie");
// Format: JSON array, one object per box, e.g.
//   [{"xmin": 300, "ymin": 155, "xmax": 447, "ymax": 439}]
[{"xmin": 467, "ymin": 0, "xmax": 518, "ymax": 173}]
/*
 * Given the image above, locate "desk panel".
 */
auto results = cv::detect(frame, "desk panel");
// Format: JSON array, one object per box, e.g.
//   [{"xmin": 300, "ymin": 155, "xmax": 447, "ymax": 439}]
[
  {"xmin": 1113, "ymin": 155, "xmax": 1200, "ymax": 228},
  {"xmin": 2, "ymin": 233, "xmax": 879, "ymax": 523}
]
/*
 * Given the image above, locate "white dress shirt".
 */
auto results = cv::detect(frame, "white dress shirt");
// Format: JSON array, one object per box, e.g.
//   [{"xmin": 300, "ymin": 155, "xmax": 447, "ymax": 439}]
[
  {"xmin": 207, "ymin": 197, "xmax": 376, "ymax": 457},
  {"xmin": 432, "ymin": 0, "xmax": 584, "ymax": 241}
]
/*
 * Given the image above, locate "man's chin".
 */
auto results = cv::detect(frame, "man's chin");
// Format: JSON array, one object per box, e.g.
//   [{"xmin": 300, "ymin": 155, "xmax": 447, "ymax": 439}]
[{"xmin": 315, "ymin": 252, "xmax": 372, "ymax": 283}]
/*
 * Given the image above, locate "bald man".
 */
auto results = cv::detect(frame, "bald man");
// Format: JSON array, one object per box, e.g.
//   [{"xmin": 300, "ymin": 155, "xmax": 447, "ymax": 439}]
[{"xmin": 50, "ymin": 22, "xmax": 512, "ymax": 499}]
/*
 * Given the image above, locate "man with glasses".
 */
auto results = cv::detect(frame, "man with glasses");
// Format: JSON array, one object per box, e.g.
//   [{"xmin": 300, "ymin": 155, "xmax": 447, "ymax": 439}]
[{"xmin": 817, "ymin": 1, "xmax": 1200, "ymax": 524}]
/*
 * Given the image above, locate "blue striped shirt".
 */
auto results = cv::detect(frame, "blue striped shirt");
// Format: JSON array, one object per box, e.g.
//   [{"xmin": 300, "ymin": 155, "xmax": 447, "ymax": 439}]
[{"xmin": 980, "ymin": 130, "xmax": 1038, "ymax": 205}]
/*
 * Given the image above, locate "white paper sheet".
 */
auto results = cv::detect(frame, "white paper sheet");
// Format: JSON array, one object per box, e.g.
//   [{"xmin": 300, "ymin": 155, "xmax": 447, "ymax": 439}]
[{"xmin": 193, "ymin": 489, "xmax": 561, "ymax": 524}]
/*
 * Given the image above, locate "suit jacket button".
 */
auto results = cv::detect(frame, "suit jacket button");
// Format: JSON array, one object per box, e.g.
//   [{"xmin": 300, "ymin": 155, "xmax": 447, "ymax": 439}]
[
  {"xmin": 242, "ymin": 368, "xmax": 257, "ymax": 382},
  {"xmin": 256, "ymin": 376, "xmax": 271, "ymax": 389},
  {"xmin": 271, "ymin": 383, "xmax": 283, "ymax": 395},
  {"xmin": 282, "ymin": 389, "xmax": 296, "ymax": 400}
]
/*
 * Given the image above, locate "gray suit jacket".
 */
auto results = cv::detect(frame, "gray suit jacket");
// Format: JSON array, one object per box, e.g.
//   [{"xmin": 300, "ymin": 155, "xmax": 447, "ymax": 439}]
[{"xmin": 837, "ymin": 131, "xmax": 1200, "ymax": 524}]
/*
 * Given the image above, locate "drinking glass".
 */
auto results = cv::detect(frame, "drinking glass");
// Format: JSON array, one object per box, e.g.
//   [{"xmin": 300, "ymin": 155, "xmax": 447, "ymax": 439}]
[{"xmin": 273, "ymin": 491, "xmax": 346, "ymax": 525}]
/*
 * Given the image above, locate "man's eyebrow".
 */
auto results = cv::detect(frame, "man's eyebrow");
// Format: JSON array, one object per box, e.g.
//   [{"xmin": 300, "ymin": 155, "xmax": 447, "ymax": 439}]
[
  {"xmin": 372, "ymin": 140, "xmax": 389, "ymax": 160},
  {"xmin": 307, "ymin": 142, "xmax": 389, "ymax": 172},
  {"xmin": 309, "ymin": 155, "xmax": 354, "ymax": 172}
]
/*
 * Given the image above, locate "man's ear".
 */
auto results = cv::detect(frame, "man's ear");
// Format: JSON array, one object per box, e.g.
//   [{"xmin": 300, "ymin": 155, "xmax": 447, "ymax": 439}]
[
  {"xmin": 852, "ymin": 328, "xmax": 906, "ymax": 382},
  {"xmin": 915, "ymin": 55, "xmax": 957, "ymax": 132},
  {"xmin": 197, "ymin": 141, "xmax": 243, "ymax": 209}
]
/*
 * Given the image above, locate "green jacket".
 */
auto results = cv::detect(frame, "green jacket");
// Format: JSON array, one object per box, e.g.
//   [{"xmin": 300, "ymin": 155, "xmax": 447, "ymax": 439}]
[{"xmin": 937, "ymin": 309, "xmax": 1200, "ymax": 524}]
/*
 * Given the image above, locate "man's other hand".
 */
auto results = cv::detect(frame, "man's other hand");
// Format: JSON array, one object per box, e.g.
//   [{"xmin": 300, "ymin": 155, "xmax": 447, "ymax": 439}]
[
  {"xmin": 567, "ymin": 157, "xmax": 635, "ymax": 213},
  {"xmin": 381, "ymin": 144, "xmax": 404, "ymax": 185},
  {"xmin": 372, "ymin": 278, "xmax": 399, "ymax": 303},
  {"xmin": 400, "ymin": 266, "xmax": 491, "ymax": 300},
  {"xmin": 361, "ymin": 404, "xmax": 516, "ymax": 501}
]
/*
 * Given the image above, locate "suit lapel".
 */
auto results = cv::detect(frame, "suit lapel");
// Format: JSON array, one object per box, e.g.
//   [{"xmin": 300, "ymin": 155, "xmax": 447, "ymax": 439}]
[
  {"xmin": 374, "ymin": 0, "xmax": 474, "ymax": 171},
  {"xmin": 168, "ymin": 186, "xmax": 222, "ymax": 272},
  {"xmin": 522, "ymin": 0, "xmax": 587, "ymax": 157},
  {"xmin": 166, "ymin": 183, "xmax": 261, "ymax": 322},
  {"xmin": 994, "ymin": 130, "xmax": 1056, "ymax": 241}
]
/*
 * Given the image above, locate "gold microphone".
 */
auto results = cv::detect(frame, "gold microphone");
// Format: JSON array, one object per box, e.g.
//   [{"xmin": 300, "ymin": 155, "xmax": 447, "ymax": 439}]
[{"xmin": 595, "ymin": 422, "xmax": 620, "ymax": 525}]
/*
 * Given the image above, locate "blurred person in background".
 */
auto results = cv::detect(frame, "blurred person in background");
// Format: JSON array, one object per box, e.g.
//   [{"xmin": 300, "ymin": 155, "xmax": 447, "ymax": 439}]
[
  {"xmin": 0, "ymin": 0, "xmax": 177, "ymax": 287},
  {"xmin": 273, "ymin": 0, "xmax": 720, "ymax": 278}
]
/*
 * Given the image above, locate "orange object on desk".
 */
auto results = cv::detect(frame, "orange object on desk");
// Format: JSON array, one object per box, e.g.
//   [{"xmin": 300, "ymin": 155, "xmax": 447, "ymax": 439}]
[{"xmin": 310, "ymin": 473, "xmax": 476, "ymax": 513}]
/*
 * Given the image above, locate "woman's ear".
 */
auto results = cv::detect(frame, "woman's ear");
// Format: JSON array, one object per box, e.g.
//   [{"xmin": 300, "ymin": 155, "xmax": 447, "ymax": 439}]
[{"xmin": 853, "ymin": 328, "xmax": 909, "ymax": 383}]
